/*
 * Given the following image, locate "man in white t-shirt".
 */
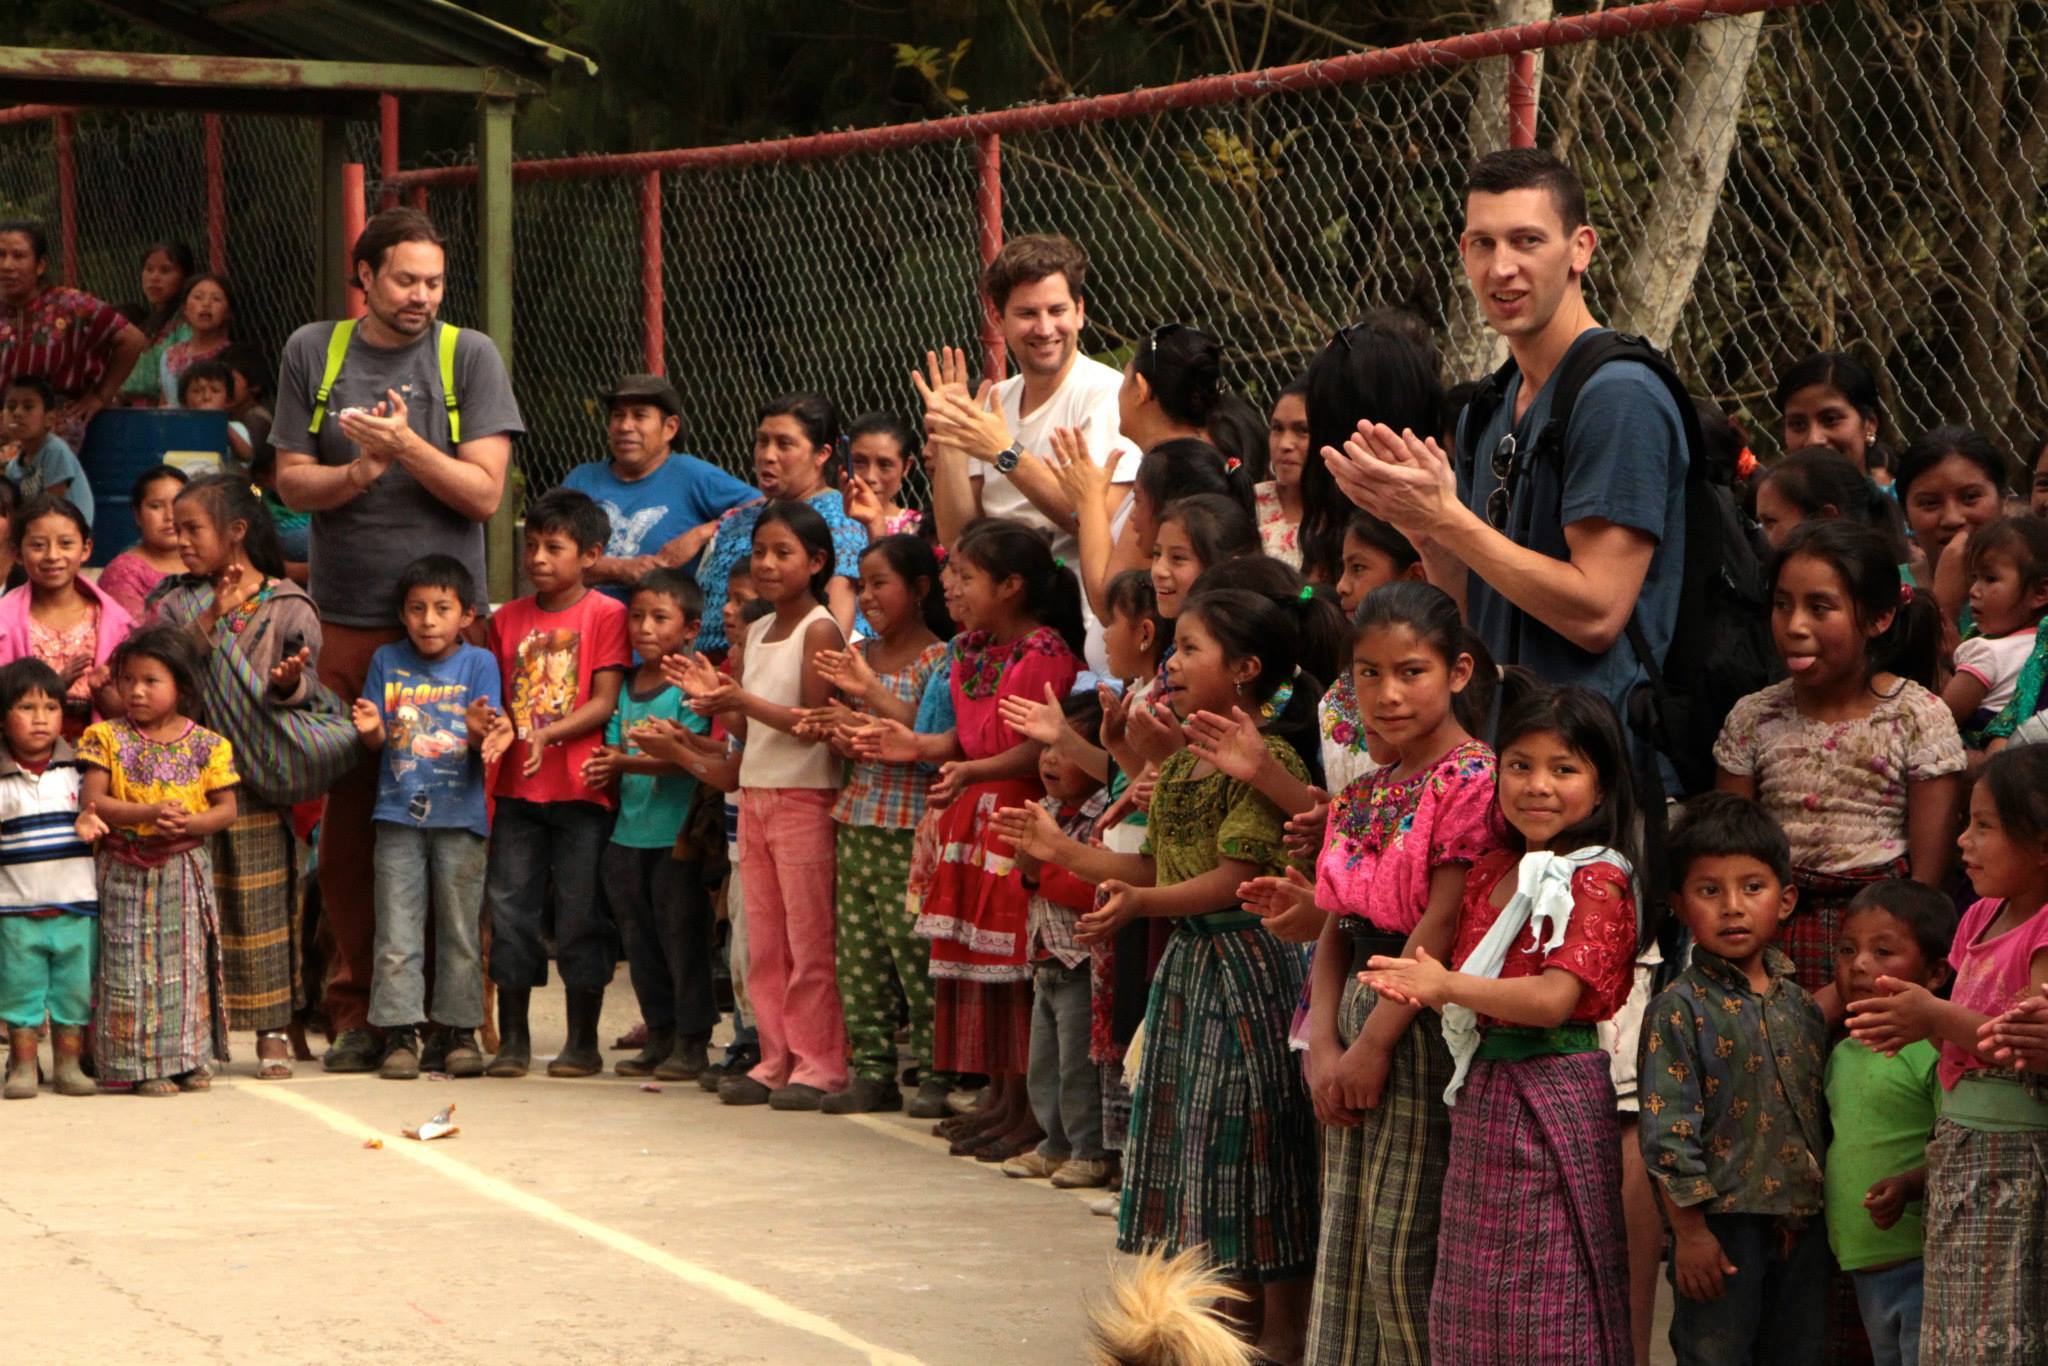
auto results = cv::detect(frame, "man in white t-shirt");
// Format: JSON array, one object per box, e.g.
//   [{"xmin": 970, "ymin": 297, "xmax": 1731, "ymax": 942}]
[{"xmin": 920, "ymin": 234, "xmax": 1138, "ymax": 672}]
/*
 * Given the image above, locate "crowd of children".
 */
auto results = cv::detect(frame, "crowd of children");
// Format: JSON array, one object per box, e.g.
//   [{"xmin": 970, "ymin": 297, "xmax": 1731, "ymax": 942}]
[{"xmin": 0, "ymin": 324, "xmax": 2040, "ymax": 1366}]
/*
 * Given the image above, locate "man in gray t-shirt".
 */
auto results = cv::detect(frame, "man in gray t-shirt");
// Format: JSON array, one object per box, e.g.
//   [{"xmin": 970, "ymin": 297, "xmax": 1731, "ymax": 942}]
[{"xmin": 273, "ymin": 207, "xmax": 524, "ymax": 1077}]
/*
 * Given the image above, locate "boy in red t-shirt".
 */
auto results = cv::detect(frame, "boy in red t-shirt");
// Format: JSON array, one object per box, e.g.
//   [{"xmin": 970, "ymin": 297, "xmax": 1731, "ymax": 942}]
[{"xmin": 482, "ymin": 488, "xmax": 630, "ymax": 1078}]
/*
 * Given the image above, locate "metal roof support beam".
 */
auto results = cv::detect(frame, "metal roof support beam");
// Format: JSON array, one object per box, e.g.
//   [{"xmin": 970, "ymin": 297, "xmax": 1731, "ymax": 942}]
[
  {"xmin": 477, "ymin": 95, "xmax": 516, "ymax": 602},
  {"xmin": 0, "ymin": 46, "xmax": 537, "ymax": 97}
]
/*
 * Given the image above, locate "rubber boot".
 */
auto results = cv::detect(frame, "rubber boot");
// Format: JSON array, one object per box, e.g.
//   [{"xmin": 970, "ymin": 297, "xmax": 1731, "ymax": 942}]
[
  {"xmin": 615, "ymin": 1025, "xmax": 675, "ymax": 1077},
  {"xmin": 51, "ymin": 1026, "xmax": 93, "ymax": 1096},
  {"xmin": 4, "ymin": 1026, "xmax": 39, "ymax": 1099},
  {"xmin": 546, "ymin": 988, "xmax": 605, "ymax": 1077},
  {"xmin": 486, "ymin": 986, "xmax": 532, "ymax": 1078}
]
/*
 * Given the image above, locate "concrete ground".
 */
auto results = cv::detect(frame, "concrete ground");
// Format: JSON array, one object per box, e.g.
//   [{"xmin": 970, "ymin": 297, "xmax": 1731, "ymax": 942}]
[
  {"xmin": 3, "ymin": 982, "xmax": 1679, "ymax": 1366},
  {"xmin": 2, "ymin": 984, "xmax": 1112, "ymax": 1366}
]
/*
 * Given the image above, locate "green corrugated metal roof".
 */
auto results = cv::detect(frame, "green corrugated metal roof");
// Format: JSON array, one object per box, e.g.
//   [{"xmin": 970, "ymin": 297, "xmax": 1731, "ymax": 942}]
[{"xmin": 91, "ymin": 0, "xmax": 596, "ymax": 83}]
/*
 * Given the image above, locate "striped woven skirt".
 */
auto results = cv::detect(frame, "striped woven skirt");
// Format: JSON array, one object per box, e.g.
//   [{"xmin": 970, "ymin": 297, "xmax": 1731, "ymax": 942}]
[
  {"xmin": 212, "ymin": 804, "xmax": 300, "ymax": 1031},
  {"xmin": 1429, "ymin": 1051, "xmax": 1631, "ymax": 1366},
  {"xmin": 1923, "ymin": 1114, "xmax": 2048, "ymax": 1364},
  {"xmin": 1116, "ymin": 918, "xmax": 1317, "ymax": 1282},
  {"xmin": 1306, "ymin": 977, "xmax": 1452, "ymax": 1366},
  {"xmin": 917, "ymin": 777, "xmax": 1039, "ymax": 1075},
  {"xmin": 93, "ymin": 847, "xmax": 230, "ymax": 1082}
]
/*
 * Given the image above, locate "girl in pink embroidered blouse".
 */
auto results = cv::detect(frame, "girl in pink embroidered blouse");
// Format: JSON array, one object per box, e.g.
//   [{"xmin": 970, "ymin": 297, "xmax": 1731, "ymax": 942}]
[
  {"xmin": 0, "ymin": 497, "xmax": 133, "ymax": 737},
  {"xmin": 1241, "ymin": 580, "xmax": 1499, "ymax": 1355}
]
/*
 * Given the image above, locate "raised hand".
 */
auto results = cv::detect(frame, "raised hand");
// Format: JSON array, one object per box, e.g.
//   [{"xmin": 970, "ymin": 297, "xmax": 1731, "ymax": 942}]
[
  {"xmin": 1846, "ymin": 976, "xmax": 1941, "ymax": 1056},
  {"xmin": 336, "ymin": 387, "xmax": 414, "ymax": 461},
  {"xmin": 850, "ymin": 716, "xmax": 922, "ymax": 764},
  {"xmin": 1238, "ymin": 866, "xmax": 1325, "ymax": 944},
  {"xmin": 663, "ymin": 651, "xmax": 725, "ymax": 699},
  {"xmin": 989, "ymin": 802, "xmax": 1066, "ymax": 863},
  {"xmin": 1364, "ymin": 946, "xmax": 1453, "ymax": 1010},
  {"xmin": 997, "ymin": 683, "xmax": 1068, "ymax": 748},
  {"xmin": 1098, "ymin": 682, "xmax": 1131, "ymax": 751},
  {"xmin": 1127, "ymin": 694, "xmax": 1185, "ymax": 766},
  {"xmin": 1047, "ymin": 425, "xmax": 1112, "ymax": 515},
  {"xmin": 1185, "ymin": 706, "xmax": 1269, "ymax": 783},
  {"xmin": 840, "ymin": 470, "xmax": 888, "ymax": 539},
  {"xmin": 269, "ymin": 646, "xmax": 313, "ymax": 693},
  {"xmin": 812, "ymin": 646, "xmax": 877, "ymax": 702},
  {"xmin": 351, "ymin": 696, "xmax": 385, "ymax": 742},
  {"xmin": 1324, "ymin": 421, "xmax": 1458, "ymax": 539}
]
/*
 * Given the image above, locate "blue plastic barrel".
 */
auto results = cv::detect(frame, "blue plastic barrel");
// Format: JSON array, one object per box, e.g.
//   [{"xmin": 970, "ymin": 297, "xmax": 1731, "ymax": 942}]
[{"xmin": 77, "ymin": 409, "xmax": 230, "ymax": 566}]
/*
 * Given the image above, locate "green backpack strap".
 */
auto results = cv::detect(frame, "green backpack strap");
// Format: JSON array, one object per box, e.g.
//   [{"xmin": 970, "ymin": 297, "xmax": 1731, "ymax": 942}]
[
  {"xmin": 437, "ymin": 320, "xmax": 461, "ymax": 443},
  {"xmin": 305, "ymin": 317, "xmax": 357, "ymax": 435}
]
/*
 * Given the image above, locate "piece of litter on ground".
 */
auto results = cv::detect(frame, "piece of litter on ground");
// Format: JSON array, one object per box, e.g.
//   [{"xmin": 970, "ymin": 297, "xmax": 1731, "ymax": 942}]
[
  {"xmin": 402, "ymin": 1104, "xmax": 459, "ymax": 1141},
  {"xmin": 362, "ymin": 1137, "xmax": 383, "ymax": 1150},
  {"xmin": 638, "ymin": 1082, "xmax": 662, "ymax": 1093}
]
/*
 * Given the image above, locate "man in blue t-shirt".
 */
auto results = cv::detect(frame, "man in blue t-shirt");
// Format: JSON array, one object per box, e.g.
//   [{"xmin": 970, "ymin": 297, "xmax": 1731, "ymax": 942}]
[
  {"xmin": 563, "ymin": 374, "xmax": 759, "ymax": 597},
  {"xmin": 1326, "ymin": 148, "xmax": 1686, "ymax": 744}
]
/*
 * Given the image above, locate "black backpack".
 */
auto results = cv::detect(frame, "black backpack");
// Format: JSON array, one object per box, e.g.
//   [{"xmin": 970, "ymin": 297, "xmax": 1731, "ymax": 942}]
[{"xmin": 1459, "ymin": 331, "xmax": 1772, "ymax": 799}]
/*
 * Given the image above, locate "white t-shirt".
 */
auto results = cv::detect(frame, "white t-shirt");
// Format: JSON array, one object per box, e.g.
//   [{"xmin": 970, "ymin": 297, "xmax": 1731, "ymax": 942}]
[
  {"xmin": 1954, "ymin": 628, "xmax": 2038, "ymax": 715},
  {"xmin": 981, "ymin": 353, "xmax": 1141, "ymax": 677}
]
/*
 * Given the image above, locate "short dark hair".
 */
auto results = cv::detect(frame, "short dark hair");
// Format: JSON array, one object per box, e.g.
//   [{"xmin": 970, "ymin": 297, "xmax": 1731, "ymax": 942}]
[
  {"xmin": 13, "ymin": 492, "xmax": 90, "ymax": 549},
  {"xmin": 352, "ymin": 207, "xmax": 444, "ymax": 284},
  {"xmin": 3, "ymin": 374, "xmax": 55, "ymax": 410},
  {"xmin": 633, "ymin": 567, "xmax": 704, "ymax": 618},
  {"xmin": 177, "ymin": 358, "xmax": 235, "ymax": 405},
  {"xmin": 1466, "ymin": 148, "xmax": 1588, "ymax": 232},
  {"xmin": 982, "ymin": 233, "xmax": 1088, "ymax": 314},
  {"xmin": 0, "ymin": 657, "xmax": 64, "ymax": 716},
  {"xmin": 111, "ymin": 625, "xmax": 205, "ymax": 716},
  {"xmin": 218, "ymin": 342, "xmax": 270, "ymax": 398},
  {"xmin": 1668, "ymin": 791, "xmax": 1792, "ymax": 889},
  {"xmin": 397, "ymin": 553, "xmax": 479, "ymax": 612},
  {"xmin": 0, "ymin": 220, "xmax": 50, "ymax": 268},
  {"xmin": 1059, "ymin": 687, "xmax": 1104, "ymax": 746},
  {"xmin": 1844, "ymin": 879, "xmax": 1955, "ymax": 976},
  {"xmin": 523, "ymin": 487, "xmax": 610, "ymax": 554}
]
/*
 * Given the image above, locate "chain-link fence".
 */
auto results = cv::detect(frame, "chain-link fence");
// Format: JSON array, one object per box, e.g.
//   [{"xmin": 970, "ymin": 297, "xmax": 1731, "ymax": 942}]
[{"xmin": 2, "ymin": 0, "xmax": 2042, "ymax": 503}]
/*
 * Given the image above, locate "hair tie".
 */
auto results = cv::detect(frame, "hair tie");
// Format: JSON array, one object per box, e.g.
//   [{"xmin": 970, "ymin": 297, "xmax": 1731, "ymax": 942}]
[
  {"xmin": 1053, "ymin": 555, "xmax": 1066, "ymax": 570},
  {"xmin": 1225, "ymin": 457, "xmax": 1242, "ymax": 474},
  {"xmin": 1297, "ymin": 585, "xmax": 1314, "ymax": 602},
  {"xmin": 1735, "ymin": 447, "xmax": 1758, "ymax": 480},
  {"xmin": 1899, "ymin": 582, "xmax": 1914, "ymax": 604},
  {"xmin": 932, "ymin": 543, "xmax": 948, "ymax": 565}
]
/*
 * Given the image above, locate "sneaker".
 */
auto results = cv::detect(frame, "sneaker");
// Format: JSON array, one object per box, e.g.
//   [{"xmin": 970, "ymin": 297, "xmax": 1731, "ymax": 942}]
[
  {"xmin": 323, "ymin": 1027, "xmax": 381, "ymax": 1073},
  {"xmin": 718, "ymin": 1074, "xmax": 772, "ymax": 1106},
  {"xmin": 379, "ymin": 1027, "xmax": 421, "ymax": 1080},
  {"xmin": 821, "ymin": 1076, "xmax": 902, "ymax": 1114},
  {"xmin": 442, "ymin": 1029, "xmax": 484, "ymax": 1078},
  {"xmin": 1090, "ymin": 1193, "xmax": 1120, "ymax": 1217},
  {"xmin": 905, "ymin": 1078, "xmax": 953, "ymax": 1120},
  {"xmin": 1000, "ymin": 1149, "xmax": 1063, "ymax": 1180},
  {"xmin": 768, "ymin": 1083, "xmax": 825, "ymax": 1111},
  {"xmin": 1051, "ymin": 1158, "xmax": 1110, "ymax": 1189}
]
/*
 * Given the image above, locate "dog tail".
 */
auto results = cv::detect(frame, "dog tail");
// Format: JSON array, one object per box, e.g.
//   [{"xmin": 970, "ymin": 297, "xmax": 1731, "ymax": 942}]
[{"xmin": 1086, "ymin": 1245, "xmax": 1255, "ymax": 1366}]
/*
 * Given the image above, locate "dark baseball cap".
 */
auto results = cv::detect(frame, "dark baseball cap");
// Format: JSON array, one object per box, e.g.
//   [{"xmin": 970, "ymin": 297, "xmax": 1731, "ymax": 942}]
[{"xmin": 600, "ymin": 374, "xmax": 682, "ymax": 419}]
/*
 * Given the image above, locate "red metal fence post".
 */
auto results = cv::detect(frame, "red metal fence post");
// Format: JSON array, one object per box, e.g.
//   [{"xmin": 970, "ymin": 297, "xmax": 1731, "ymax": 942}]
[
  {"xmin": 379, "ymin": 93, "xmax": 400, "ymax": 210},
  {"xmin": 1507, "ymin": 51, "xmax": 1539, "ymax": 147},
  {"xmin": 342, "ymin": 163, "xmax": 367, "ymax": 319},
  {"xmin": 203, "ymin": 113, "xmax": 226, "ymax": 273},
  {"xmin": 54, "ymin": 113, "xmax": 77, "ymax": 287},
  {"xmin": 974, "ymin": 132, "xmax": 1005, "ymax": 381},
  {"xmin": 641, "ymin": 170, "xmax": 664, "ymax": 374}
]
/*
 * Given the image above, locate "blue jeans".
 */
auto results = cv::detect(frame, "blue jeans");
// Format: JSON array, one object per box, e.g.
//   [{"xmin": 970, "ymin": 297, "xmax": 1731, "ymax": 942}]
[
  {"xmin": 369, "ymin": 824, "xmax": 487, "ymax": 1028},
  {"xmin": 484, "ymin": 798, "xmax": 613, "ymax": 992},
  {"xmin": 603, "ymin": 842, "xmax": 714, "ymax": 1039},
  {"xmin": 1668, "ymin": 1213, "xmax": 1829, "ymax": 1366},
  {"xmin": 1852, "ymin": 1259, "xmax": 1924, "ymax": 1366}
]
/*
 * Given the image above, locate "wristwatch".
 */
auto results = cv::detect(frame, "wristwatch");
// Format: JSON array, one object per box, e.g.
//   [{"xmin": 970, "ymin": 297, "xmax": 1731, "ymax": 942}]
[{"xmin": 993, "ymin": 440, "xmax": 1025, "ymax": 475}]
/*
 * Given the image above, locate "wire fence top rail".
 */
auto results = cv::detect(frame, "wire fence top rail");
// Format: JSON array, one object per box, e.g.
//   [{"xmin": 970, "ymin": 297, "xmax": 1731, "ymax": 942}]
[{"xmin": 383, "ymin": 0, "xmax": 1818, "ymax": 188}]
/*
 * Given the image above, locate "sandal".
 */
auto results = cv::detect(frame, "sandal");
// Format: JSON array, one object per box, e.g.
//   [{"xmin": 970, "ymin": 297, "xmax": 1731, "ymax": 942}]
[
  {"xmin": 256, "ymin": 1033, "xmax": 293, "ymax": 1080},
  {"xmin": 135, "ymin": 1078, "xmax": 178, "ymax": 1097},
  {"xmin": 176, "ymin": 1068, "xmax": 212, "ymax": 1092}
]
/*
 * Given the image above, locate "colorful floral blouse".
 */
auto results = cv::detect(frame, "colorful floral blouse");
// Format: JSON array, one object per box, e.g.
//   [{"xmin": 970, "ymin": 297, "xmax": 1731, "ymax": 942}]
[
  {"xmin": 159, "ymin": 335, "xmax": 228, "ymax": 406},
  {"xmin": 1317, "ymin": 669, "xmax": 1381, "ymax": 797},
  {"xmin": 1252, "ymin": 481, "xmax": 1301, "ymax": 569},
  {"xmin": 1639, "ymin": 947, "xmax": 1827, "ymax": 1216},
  {"xmin": 0, "ymin": 286, "xmax": 127, "ymax": 401},
  {"xmin": 1317, "ymin": 738, "xmax": 1499, "ymax": 937},
  {"xmin": 1453, "ymin": 849, "xmax": 1639, "ymax": 1027},
  {"xmin": 951, "ymin": 626, "xmax": 1079, "ymax": 761},
  {"xmin": 1711, "ymin": 678, "xmax": 1964, "ymax": 876},
  {"xmin": 882, "ymin": 506, "xmax": 923, "ymax": 537},
  {"xmin": 76, "ymin": 717, "xmax": 238, "ymax": 838}
]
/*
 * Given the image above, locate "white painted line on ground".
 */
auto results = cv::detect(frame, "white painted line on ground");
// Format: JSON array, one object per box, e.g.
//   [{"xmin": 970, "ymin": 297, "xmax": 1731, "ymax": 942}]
[{"xmin": 241, "ymin": 1082, "xmax": 927, "ymax": 1366}]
